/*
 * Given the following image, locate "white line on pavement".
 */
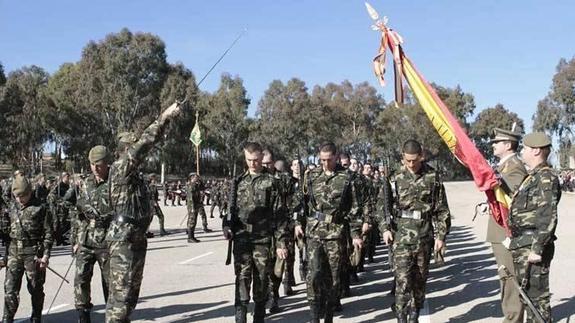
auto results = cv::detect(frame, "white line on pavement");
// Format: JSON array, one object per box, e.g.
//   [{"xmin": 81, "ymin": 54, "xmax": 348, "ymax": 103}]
[
  {"xmin": 178, "ymin": 252, "xmax": 214, "ymax": 265},
  {"xmin": 14, "ymin": 304, "xmax": 70, "ymax": 323}
]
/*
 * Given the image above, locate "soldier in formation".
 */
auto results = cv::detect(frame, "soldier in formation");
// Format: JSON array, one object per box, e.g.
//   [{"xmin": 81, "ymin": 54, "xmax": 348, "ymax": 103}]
[
  {"xmin": 186, "ymin": 173, "xmax": 212, "ymax": 243},
  {"xmin": 508, "ymin": 132, "xmax": 560, "ymax": 322},
  {"xmin": 488, "ymin": 127, "xmax": 528, "ymax": 323},
  {"xmin": 222, "ymin": 142, "xmax": 288, "ymax": 323},
  {"xmin": 376, "ymin": 139, "xmax": 451, "ymax": 323}
]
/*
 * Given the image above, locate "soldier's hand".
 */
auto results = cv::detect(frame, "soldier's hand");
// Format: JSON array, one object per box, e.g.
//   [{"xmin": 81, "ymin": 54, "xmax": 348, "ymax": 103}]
[
  {"xmin": 72, "ymin": 244, "xmax": 79, "ymax": 255},
  {"xmin": 382, "ymin": 230, "xmax": 394, "ymax": 245},
  {"xmin": 294, "ymin": 225, "xmax": 304, "ymax": 239},
  {"xmin": 352, "ymin": 238, "xmax": 364, "ymax": 249},
  {"xmin": 527, "ymin": 252, "xmax": 542, "ymax": 263},
  {"xmin": 37, "ymin": 256, "xmax": 49, "ymax": 270},
  {"xmin": 434, "ymin": 239, "xmax": 445, "ymax": 252},
  {"xmin": 161, "ymin": 101, "xmax": 182, "ymax": 121},
  {"xmin": 362, "ymin": 222, "xmax": 370, "ymax": 234},
  {"xmin": 276, "ymin": 248, "xmax": 288, "ymax": 260},
  {"xmin": 223, "ymin": 226, "xmax": 233, "ymax": 240}
]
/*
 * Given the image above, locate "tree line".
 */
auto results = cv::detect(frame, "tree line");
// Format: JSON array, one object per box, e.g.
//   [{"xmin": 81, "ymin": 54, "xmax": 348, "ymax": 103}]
[{"xmin": 1, "ymin": 28, "xmax": 573, "ymax": 179}]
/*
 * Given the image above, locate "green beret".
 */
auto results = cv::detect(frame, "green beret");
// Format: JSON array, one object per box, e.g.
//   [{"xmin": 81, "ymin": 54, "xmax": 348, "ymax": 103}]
[
  {"xmin": 12, "ymin": 175, "xmax": 32, "ymax": 196},
  {"xmin": 88, "ymin": 145, "xmax": 110, "ymax": 163},
  {"xmin": 490, "ymin": 128, "xmax": 521, "ymax": 143},
  {"xmin": 523, "ymin": 132, "xmax": 552, "ymax": 148},
  {"xmin": 117, "ymin": 132, "xmax": 138, "ymax": 144}
]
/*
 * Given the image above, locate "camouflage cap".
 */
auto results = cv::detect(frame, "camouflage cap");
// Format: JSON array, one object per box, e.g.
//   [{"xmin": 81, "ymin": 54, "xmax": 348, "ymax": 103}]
[
  {"xmin": 117, "ymin": 131, "xmax": 138, "ymax": 144},
  {"xmin": 523, "ymin": 132, "xmax": 552, "ymax": 148},
  {"xmin": 88, "ymin": 145, "xmax": 110, "ymax": 163},
  {"xmin": 12, "ymin": 175, "xmax": 32, "ymax": 195},
  {"xmin": 490, "ymin": 128, "xmax": 521, "ymax": 143}
]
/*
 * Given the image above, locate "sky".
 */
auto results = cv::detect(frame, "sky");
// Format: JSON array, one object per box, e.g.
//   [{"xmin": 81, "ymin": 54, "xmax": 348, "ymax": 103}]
[{"xmin": 1, "ymin": 0, "xmax": 574, "ymax": 131}]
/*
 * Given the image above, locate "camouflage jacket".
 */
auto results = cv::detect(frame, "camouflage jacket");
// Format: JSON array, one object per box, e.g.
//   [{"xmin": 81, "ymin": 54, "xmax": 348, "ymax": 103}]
[
  {"xmin": 297, "ymin": 165, "xmax": 364, "ymax": 240},
  {"xmin": 226, "ymin": 169, "xmax": 287, "ymax": 248},
  {"xmin": 374, "ymin": 176, "xmax": 394, "ymax": 229},
  {"xmin": 186, "ymin": 180, "xmax": 205, "ymax": 207},
  {"xmin": 71, "ymin": 174, "xmax": 112, "ymax": 248},
  {"xmin": 149, "ymin": 182, "xmax": 159, "ymax": 202},
  {"xmin": 379, "ymin": 164, "xmax": 450, "ymax": 245},
  {"xmin": 7, "ymin": 197, "xmax": 54, "ymax": 258},
  {"xmin": 107, "ymin": 118, "xmax": 170, "ymax": 242},
  {"xmin": 508, "ymin": 163, "xmax": 560, "ymax": 254}
]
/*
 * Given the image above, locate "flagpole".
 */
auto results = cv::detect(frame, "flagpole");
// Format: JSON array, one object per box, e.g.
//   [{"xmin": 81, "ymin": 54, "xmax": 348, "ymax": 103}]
[{"xmin": 196, "ymin": 144, "xmax": 200, "ymax": 175}]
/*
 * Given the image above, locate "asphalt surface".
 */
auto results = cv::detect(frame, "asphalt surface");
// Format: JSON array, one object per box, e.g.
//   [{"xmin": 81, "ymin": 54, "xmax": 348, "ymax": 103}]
[{"xmin": 1, "ymin": 181, "xmax": 574, "ymax": 322}]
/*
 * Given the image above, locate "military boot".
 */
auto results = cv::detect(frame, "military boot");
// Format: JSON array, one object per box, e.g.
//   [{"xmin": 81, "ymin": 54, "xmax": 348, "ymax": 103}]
[
  {"xmin": 203, "ymin": 226, "xmax": 213, "ymax": 233},
  {"xmin": 77, "ymin": 309, "xmax": 91, "ymax": 323},
  {"xmin": 268, "ymin": 296, "xmax": 281, "ymax": 314},
  {"xmin": 188, "ymin": 232, "xmax": 200, "ymax": 243},
  {"xmin": 323, "ymin": 303, "xmax": 334, "ymax": 323},
  {"xmin": 395, "ymin": 307, "xmax": 408, "ymax": 323},
  {"xmin": 235, "ymin": 305, "xmax": 247, "ymax": 323},
  {"xmin": 283, "ymin": 280, "xmax": 294, "ymax": 296},
  {"xmin": 309, "ymin": 303, "xmax": 320, "ymax": 323},
  {"xmin": 253, "ymin": 302, "xmax": 266, "ymax": 323},
  {"xmin": 408, "ymin": 307, "xmax": 420, "ymax": 323}
]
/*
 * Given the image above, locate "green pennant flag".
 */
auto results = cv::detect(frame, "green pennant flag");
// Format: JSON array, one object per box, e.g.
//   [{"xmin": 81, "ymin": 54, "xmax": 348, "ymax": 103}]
[{"xmin": 190, "ymin": 121, "xmax": 202, "ymax": 146}]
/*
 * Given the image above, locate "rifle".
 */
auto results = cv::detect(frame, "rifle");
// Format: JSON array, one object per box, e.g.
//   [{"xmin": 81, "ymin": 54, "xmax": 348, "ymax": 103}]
[
  {"xmin": 224, "ymin": 176, "xmax": 240, "ymax": 265},
  {"xmin": 296, "ymin": 157, "xmax": 308, "ymax": 279},
  {"xmin": 498, "ymin": 265, "xmax": 546, "ymax": 323}
]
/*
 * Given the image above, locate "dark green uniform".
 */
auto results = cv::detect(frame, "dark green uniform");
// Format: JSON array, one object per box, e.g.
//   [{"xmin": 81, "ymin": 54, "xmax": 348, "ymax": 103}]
[
  {"xmin": 105, "ymin": 114, "xmax": 173, "ymax": 323},
  {"xmin": 225, "ymin": 169, "xmax": 286, "ymax": 322},
  {"xmin": 508, "ymin": 163, "xmax": 560, "ymax": 323},
  {"xmin": 186, "ymin": 178, "xmax": 209, "ymax": 242},
  {"xmin": 298, "ymin": 165, "xmax": 363, "ymax": 320},
  {"xmin": 376, "ymin": 164, "xmax": 450, "ymax": 317},
  {"xmin": 72, "ymin": 174, "xmax": 113, "ymax": 314},
  {"xmin": 3, "ymin": 194, "xmax": 53, "ymax": 322}
]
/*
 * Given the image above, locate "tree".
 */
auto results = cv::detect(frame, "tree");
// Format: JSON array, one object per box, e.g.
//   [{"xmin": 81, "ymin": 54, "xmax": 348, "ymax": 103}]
[
  {"xmin": 0, "ymin": 62, "xmax": 6, "ymax": 86},
  {"xmin": 532, "ymin": 57, "xmax": 575, "ymax": 167},
  {"xmin": 254, "ymin": 78, "xmax": 312, "ymax": 159},
  {"xmin": 0, "ymin": 66, "xmax": 50, "ymax": 171},
  {"xmin": 200, "ymin": 74, "xmax": 250, "ymax": 176},
  {"xmin": 470, "ymin": 104, "xmax": 524, "ymax": 163},
  {"xmin": 75, "ymin": 28, "xmax": 169, "ymax": 149}
]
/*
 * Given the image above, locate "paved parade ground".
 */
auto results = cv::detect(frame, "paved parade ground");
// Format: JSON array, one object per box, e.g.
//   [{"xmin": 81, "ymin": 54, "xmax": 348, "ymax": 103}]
[{"xmin": 2, "ymin": 181, "xmax": 574, "ymax": 322}]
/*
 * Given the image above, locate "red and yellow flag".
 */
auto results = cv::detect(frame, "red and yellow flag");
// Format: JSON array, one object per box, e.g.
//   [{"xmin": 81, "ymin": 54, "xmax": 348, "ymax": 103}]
[{"xmin": 366, "ymin": 3, "xmax": 511, "ymax": 233}]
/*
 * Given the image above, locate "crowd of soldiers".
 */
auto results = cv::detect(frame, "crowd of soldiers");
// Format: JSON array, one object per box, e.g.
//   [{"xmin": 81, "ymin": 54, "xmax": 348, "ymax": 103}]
[
  {"xmin": 223, "ymin": 128, "xmax": 560, "ymax": 323},
  {"xmin": 0, "ymin": 108, "xmax": 561, "ymax": 323}
]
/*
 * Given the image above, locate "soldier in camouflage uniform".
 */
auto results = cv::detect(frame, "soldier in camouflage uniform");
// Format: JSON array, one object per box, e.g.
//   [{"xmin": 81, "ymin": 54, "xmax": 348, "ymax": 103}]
[
  {"xmin": 2, "ymin": 175, "xmax": 54, "ymax": 323},
  {"xmin": 70, "ymin": 145, "xmax": 114, "ymax": 323},
  {"xmin": 186, "ymin": 173, "xmax": 211, "ymax": 243},
  {"xmin": 376, "ymin": 140, "xmax": 450, "ymax": 323},
  {"xmin": 209, "ymin": 180, "xmax": 222, "ymax": 219},
  {"xmin": 295, "ymin": 142, "xmax": 366, "ymax": 323},
  {"xmin": 49, "ymin": 172, "xmax": 75, "ymax": 245},
  {"xmin": 148, "ymin": 174, "xmax": 167, "ymax": 236},
  {"xmin": 261, "ymin": 149, "xmax": 294, "ymax": 314},
  {"xmin": 33, "ymin": 174, "xmax": 50, "ymax": 204},
  {"xmin": 105, "ymin": 102, "xmax": 181, "ymax": 323},
  {"xmin": 508, "ymin": 132, "xmax": 560, "ymax": 323},
  {"xmin": 222, "ymin": 142, "xmax": 288, "ymax": 323},
  {"xmin": 488, "ymin": 127, "xmax": 527, "ymax": 323}
]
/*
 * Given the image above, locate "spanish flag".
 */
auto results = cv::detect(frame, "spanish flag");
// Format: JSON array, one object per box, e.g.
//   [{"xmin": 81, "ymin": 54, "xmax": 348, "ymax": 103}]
[{"xmin": 366, "ymin": 3, "xmax": 511, "ymax": 233}]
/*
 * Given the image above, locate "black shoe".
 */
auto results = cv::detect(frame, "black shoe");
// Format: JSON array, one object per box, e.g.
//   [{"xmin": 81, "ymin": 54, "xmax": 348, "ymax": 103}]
[
  {"xmin": 160, "ymin": 230, "xmax": 168, "ymax": 236},
  {"xmin": 203, "ymin": 228, "xmax": 213, "ymax": 233},
  {"xmin": 188, "ymin": 237, "xmax": 200, "ymax": 243},
  {"xmin": 77, "ymin": 309, "xmax": 91, "ymax": 323},
  {"xmin": 146, "ymin": 232, "xmax": 155, "ymax": 238},
  {"xmin": 254, "ymin": 302, "xmax": 266, "ymax": 323},
  {"xmin": 210, "ymin": 215, "xmax": 215, "ymax": 218},
  {"xmin": 309, "ymin": 303, "xmax": 320, "ymax": 323},
  {"xmin": 333, "ymin": 299, "xmax": 343, "ymax": 312}
]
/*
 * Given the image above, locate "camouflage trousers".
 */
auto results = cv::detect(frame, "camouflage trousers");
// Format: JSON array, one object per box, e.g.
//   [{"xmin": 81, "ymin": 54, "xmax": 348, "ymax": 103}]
[
  {"xmin": 269, "ymin": 236, "xmax": 295, "ymax": 298},
  {"xmin": 3, "ymin": 243, "xmax": 45, "ymax": 321},
  {"xmin": 209, "ymin": 199, "xmax": 220, "ymax": 217},
  {"xmin": 74, "ymin": 244, "xmax": 110, "ymax": 310},
  {"xmin": 151, "ymin": 204, "xmax": 165, "ymax": 232},
  {"xmin": 187, "ymin": 204, "xmax": 208, "ymax": 232},
  {"xmin": 105, "ymin": 237, "xmax": 147, "ymax": 323},
  {"xmin": 511, "ymin": 244, "xmax": 554, "ymax": 323},
  {"xmin": 233, "ymin": 241, "xmax": 271, "ymax": 306},
  {"xmin": 393, "ymin": 242, "xmax": 432, "ymax": 312},
  {"xmin": 306, "ymin": 238, "xmax": 342, "ymax": 306}
]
